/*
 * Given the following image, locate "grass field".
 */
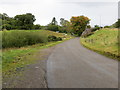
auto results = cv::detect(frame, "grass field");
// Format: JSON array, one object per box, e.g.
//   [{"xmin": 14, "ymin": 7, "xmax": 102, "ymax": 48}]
[
  {"xmin": 80, "ymin": 28, "xmax": 119, "ymax": 60},
  {"xmin": 2, "ymin": 30, "xmax": 72, "ymax": 78}
]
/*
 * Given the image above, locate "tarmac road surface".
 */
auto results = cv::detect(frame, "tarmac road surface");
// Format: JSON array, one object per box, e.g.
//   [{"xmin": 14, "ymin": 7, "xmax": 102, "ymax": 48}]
[{"xmin": 47, "ymin": 38, "xmax": 118, "ymax": 88}]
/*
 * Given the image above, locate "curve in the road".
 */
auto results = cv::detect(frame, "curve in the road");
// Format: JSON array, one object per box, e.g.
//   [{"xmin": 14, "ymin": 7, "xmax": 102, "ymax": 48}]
[{"xmin": 47, "ymin": 38, "xmax": 118, "ymax": 88}]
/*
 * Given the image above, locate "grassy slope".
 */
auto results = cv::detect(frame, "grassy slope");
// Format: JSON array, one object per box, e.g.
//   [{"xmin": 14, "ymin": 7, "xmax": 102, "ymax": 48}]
[
  {"xmin": 2, "ymin": 30, "xmax": 72, "ymax": 48},
  {"xmin": 2, "ymin": 30, "xmax": 70, "ymax": 38},
  {"xmin": 2, "ymin": 30, "xmax": 72, "ymax": 78},
  {"xmin": 80, "ymin": 28, "xmax": 119, "ymax": 60}
]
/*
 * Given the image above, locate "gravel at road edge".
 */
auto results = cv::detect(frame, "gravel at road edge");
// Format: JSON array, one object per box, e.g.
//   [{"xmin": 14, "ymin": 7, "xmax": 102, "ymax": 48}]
[{"xmin": 2, "ymin": 46, "xmax": 55, "ymax": 88}]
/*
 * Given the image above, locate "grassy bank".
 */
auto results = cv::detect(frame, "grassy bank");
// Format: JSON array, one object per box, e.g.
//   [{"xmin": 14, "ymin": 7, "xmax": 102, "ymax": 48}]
[
  {"xmin": 80, "ymin": 28, "xmax": 119, "ymax": 60},
  {"xmin": 2, "ymin": 30, "xmax": 72, "ymax": 78},
  {"xmin": 2, "ymin": 30, "xmax": 71, "ymax": 48}
]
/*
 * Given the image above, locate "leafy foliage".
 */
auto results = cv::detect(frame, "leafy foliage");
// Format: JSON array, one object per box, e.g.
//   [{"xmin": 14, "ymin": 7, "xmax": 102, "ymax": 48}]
[
  {"xmin": 32, "ymin": 24, "xmax": 41, "ymax": 30},
  {"xmin": 1, "ymin": 13, "xmax": 16, "ymax": 30},
  {"xmin": 104, "ymin": 26, "xmax": 111, "ymax": 28},
  {"xmin": 59, "ymin": 18, "xmax": 71, "ymax": 33},
  {"xmin": 47, "ymin": 17, "xmax": 59, "ymax": 31},
  {"xmin": 70, "ymin": 16, "xmax": 90, "ymax": 36},
  {"xmin": 91, "ymin": 25, "xmax": 101, "ymax": 32},
  {"xmin": 1, "ymin": 13, "xmax": 37, "ymax": 30},
  {"xmin": 14, "ymin": 13, "xmax": 36, "ymax": 30},
  {"xmin": 48, "ymin": 35, "xmax": 62, "ymax": 42},
  {"xmin": 47, "ymin": 24, "xmax": 59, "ymax": 31},
  {"xmin": 87, "ymin": 25, "xmax": 91, "ymax": 29}
]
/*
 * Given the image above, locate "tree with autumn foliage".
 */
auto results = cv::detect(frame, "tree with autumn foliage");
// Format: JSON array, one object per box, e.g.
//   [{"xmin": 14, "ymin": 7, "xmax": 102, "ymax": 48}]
[{"xmin": 70, "ymin": 16, "xmax": 90, "ymax": 36}]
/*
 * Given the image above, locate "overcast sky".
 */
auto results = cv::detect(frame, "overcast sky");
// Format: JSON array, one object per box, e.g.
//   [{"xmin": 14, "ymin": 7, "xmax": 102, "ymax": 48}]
[{"xmin": 0, "ymin": 0, "xmax": 119, "ymax": 27}]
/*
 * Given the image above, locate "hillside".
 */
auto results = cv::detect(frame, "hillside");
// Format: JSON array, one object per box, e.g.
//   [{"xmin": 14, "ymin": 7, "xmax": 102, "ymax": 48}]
[{"xmin": 80, "ymin": 28, "xmax": 119, "ymax": 60}]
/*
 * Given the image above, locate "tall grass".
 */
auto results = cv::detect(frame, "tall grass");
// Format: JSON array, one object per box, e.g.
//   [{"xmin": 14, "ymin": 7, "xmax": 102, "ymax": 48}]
[
  {"xmin": 80, "ymin": 28, "xmax": 119, "ymax": 60},
  {"xmin": 2, "ymin": 31, "xmax": 48, "ymax": 48}
]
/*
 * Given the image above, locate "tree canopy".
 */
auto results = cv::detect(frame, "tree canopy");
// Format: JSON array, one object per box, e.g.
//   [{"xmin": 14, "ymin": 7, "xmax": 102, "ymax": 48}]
[
  {"xmin": 70, "ymin": 16, "xmax": 90, "ymax": 36},
  {"xmin": 1, "ymin": 13, "xmax": 37, "ymax": 30},
  {"xmin": 1, "ymin": 13, "xmax": 91, "ymax": 35},
  {"xmin": 14, "ymin": 13, "xmax": 36, "ymax": 30},
  {"xmin": 60, "ymin": 18, "xmax": 71, "ymax": 33}
]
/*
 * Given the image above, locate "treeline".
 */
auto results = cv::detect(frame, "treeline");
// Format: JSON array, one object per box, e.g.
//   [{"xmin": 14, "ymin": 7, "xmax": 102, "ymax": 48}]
[
  {"xmin": 0, "ymin": 13, "xmax": 91, "ymax": 36},
  {"xmin": 1, "ymin": 13, "xmax": 120, "ymax": 36},
  {"xmin": 47, "ymin": 16, "xmax": 90, "ymax": 36},
  {"xmin": 0, "ymin": 13, "xmax": 41, "ymax": 30}
]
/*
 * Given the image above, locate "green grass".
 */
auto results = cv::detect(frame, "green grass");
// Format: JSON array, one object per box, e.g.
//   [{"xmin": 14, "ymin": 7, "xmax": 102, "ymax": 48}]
[
  {"xmin": 2, "ymin": 42, "xmax": 60, "ymax": 78},
  {"xmin": 2, "ymin": 30, "xmax": 73, "ymax": 78},
  {"xmin": 80, "ymin": 28, "xmax": 119, "ymax": 60},
  {"xmin": 1, "ymin": 30, "xmax": 71, "ymax": 48}
]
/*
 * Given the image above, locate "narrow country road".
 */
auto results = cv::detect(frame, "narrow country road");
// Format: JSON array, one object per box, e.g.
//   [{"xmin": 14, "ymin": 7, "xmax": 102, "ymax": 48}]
[{"xmin": 47, "ymin": 38, "xmax": 118, "ymax": 88}]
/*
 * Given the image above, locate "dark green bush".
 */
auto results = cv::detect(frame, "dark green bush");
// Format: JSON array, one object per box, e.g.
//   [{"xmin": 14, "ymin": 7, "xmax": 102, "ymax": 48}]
[
  {"xmin": 91, "ymin": 25, "xmax": 101, "ymax": 32},
  {"xmin": 47, "ymin": 25, "xmax": 59, "ymax": 32},
  {"xmin": 57, "ymin": 37, "xmax": 62, "ymax": 41},
  {"xmin": 2, "ymin": 24, "xmax": 12, "ymax": 30},
  {"xmin": 91, "ymin": 27, "xmax": 100, "ymax": 32},
  {"xmin": 48, "ymin": 35, "xmax": 62, "ymax": 42},
  {"xmin": 32, "ymin": 24, "xmax": 41, "ymax": 30},
  {"xmin": 48, "ymin": 35, "xmax": 57, "ymax": 42},
  {"xmin": 104, "ymin": 26, "xmax": 111, "ymax": 28}
]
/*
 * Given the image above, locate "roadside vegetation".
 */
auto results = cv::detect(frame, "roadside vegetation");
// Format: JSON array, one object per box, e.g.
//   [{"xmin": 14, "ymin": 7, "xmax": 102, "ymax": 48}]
[
  {"xmin": 1, "ymin": 12, "xmax": 119, "ymax": 80},
  {"xmin": 2, "ymin": 13, "xmax": 91, "ymax": 79},
  {"xmin": 80, "ymin": 28, "xmax": 119, "ymax": 60},
  {"xmin": 1, "ymin": 30, "xmax": 68, "ymax": 48},
  {"xmin": 2, "ymin": 30, "xmax": 72, "ymax": 78},
  {"xmin": 0, "ymin": 13, "xmax": 90, "ymax": 36}
]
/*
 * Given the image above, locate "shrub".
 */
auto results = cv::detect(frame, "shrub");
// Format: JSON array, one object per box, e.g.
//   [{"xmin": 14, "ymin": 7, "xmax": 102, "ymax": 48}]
[
  {"xmin": 47, "ymin": 25, "xmax": 59, "ymax": 32},
  {"xmin": 32, "ymin": 24, "xmax": 41, "ymax": 30},
  {"xmin": 104, "ymin": 26, "xmax": 111, "ymax": 28},
  {"xmin": 91, "ymin": 27, "xmax": 100, "ymax": 32},
  {"xmin": 2, "ymin": 24, "xmax": 12, "ymax": 30},
  {"xmin": 91, "ymin": 25, "xmax": 101, "ymax": 32},
  {"xmin": 57, "ymin": 37, "xmax": 62, "ymax": 41},
  {"xmin": 48, "ymin": 35, "xmax": 62, "ymax": 42},
  {"xmin": 48, "ymin": 35, "xmax": 57, "ymax": 42}
]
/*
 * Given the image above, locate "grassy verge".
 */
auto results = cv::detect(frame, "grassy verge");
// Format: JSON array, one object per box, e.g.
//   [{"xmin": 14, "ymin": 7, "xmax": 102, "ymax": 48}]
[
  {"xmin": 2, "ymin": 36, "xmax": 72, "ymax": 78},
  {"xmin": 80, "ymin": 28, "xmax": 119, "ymax": 60}
]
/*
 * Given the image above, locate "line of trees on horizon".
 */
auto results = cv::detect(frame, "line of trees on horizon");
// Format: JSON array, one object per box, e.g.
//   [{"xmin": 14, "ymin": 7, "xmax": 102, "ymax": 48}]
[
  {"xmin": 0, "ymin": 13, "xmax": 91, "ymax": 36},
  {"xmin": 0, "ymin": 13, "xmax": 119, "ymax": 36},
  {"xmin": 0, "ymin": 13, "xmax": 41, "ymax": 30}
]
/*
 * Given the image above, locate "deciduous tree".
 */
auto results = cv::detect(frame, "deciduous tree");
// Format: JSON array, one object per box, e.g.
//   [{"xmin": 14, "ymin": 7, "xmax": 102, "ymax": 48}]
[
  {"xmin": 14, "ymin": 13, "xmax": 36, "ymax": 30},
  {"xmin": 70, "ymin": 16, "xmax": 90, "ymax": 36}
]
